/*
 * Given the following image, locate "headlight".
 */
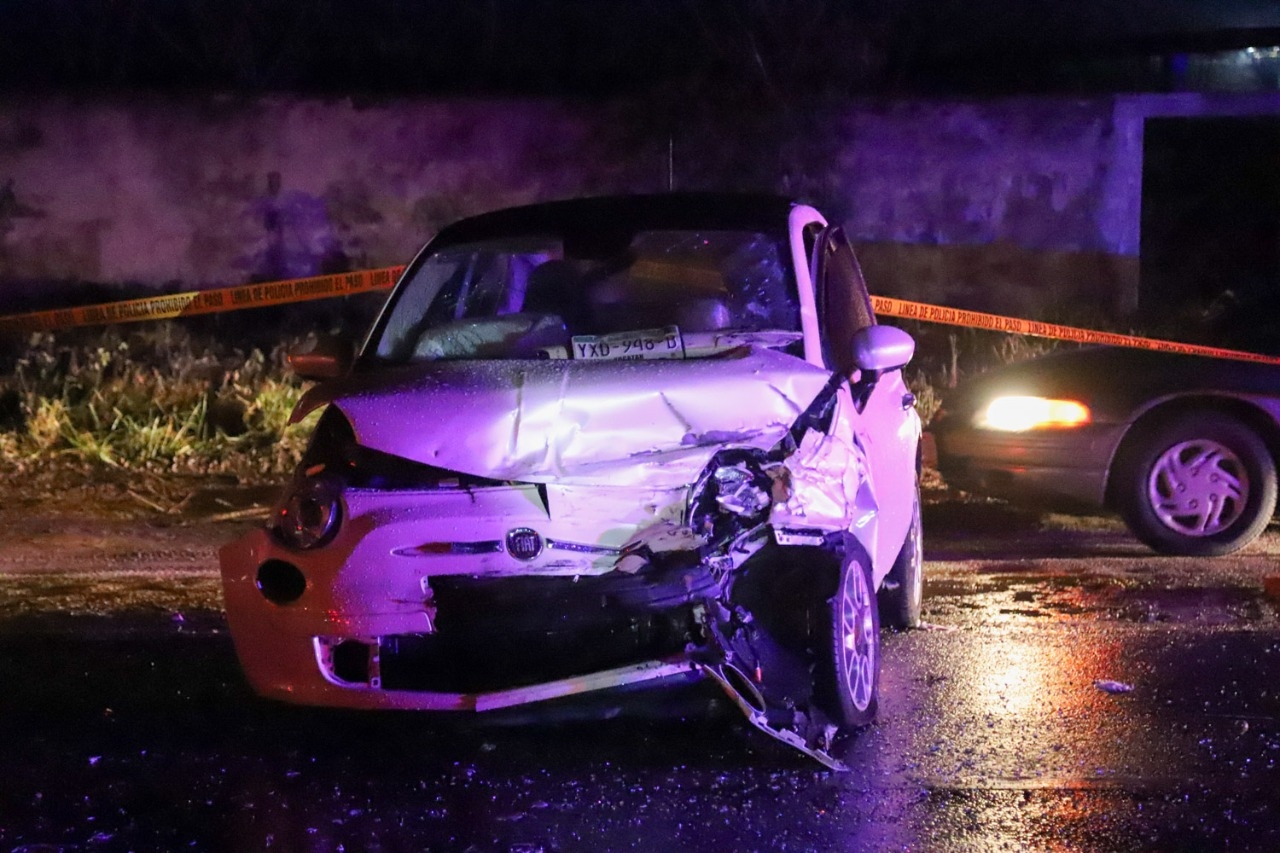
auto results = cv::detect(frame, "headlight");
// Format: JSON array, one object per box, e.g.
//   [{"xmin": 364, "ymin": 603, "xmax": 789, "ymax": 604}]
[
  {"xmin": 275, "ymin": 475, "xmax": 343, "ymax": 550},
  {"xmin": 688, "ymin": 451, "xmax": 787, "ymax": 543},
  {"xmin": 710, "ymin": 463, "xmax": 774, "ymax": 516},
  {"xmin": 975, "ymin": 396, "xmax": 1091, "ymax": 432}
]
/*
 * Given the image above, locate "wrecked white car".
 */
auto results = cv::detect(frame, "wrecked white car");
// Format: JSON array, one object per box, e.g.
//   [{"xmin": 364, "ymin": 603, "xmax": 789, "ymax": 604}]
[{"xmin": 219, "ymin": 194, "xmax": 923, "ymax": 769}]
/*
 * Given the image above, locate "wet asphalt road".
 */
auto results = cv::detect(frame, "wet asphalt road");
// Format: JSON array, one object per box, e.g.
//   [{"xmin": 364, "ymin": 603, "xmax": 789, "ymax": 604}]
[{"xmin": 1, "ymin": 501, "xmax": 1279, "ymax": 852}]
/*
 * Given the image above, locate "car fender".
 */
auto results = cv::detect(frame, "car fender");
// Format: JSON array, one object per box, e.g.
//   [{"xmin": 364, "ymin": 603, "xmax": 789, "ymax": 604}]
[{"xmin": 1103, "ymin": 389, "xmax": 1280, "ymax": 495}]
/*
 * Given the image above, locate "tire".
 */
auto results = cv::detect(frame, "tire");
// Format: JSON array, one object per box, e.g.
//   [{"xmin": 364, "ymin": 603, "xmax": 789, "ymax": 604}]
[
  {"xmin": 878, "ymin": 487, "xmax": 923, "ymax": 629},
  {"xmin": 1114, "ymin": 411, "xmax": 1277, "ymax": 557},
  {"xmin": 818, "ymin": 548, "xmax": 880, "ymax": 729}
]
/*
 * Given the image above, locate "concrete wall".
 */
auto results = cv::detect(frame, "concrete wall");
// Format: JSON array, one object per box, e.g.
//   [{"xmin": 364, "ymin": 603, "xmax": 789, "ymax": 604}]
[
  {"xmin": 833, "ymin": 97, "xmax": 1135, "ymax": 318},
  {"xmin": 0, "ymin": 96, "xmax": 669, "ymax": 298},
  {"xmin": 3, "ymin": 91, "xmax": 1280, "ymax": 318}
]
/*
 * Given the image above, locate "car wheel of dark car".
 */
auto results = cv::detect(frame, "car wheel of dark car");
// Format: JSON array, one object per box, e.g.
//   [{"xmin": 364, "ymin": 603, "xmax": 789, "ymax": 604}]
[
  {"xmin": 819, "ymin": 548, "xmax": 880, "ymax": 728},
  {"xmin": 878, "ymin": 487, "xmax": 923, "ymax": 629},
  {"xmin": 1114, "ymin": 411, "xmax": 1278, "ymax": 557}
]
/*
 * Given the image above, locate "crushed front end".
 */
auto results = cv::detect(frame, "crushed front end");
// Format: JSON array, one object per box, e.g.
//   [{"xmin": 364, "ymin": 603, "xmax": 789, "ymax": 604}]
[{"xmin": 220, "ymin": 353, "xmax": 876, "ymax": 770}]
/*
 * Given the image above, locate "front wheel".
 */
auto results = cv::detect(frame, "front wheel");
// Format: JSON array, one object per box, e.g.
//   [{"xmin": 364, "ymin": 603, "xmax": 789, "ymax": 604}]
[
  {"xmin": 818, "ymin": 550, "xmax": 880, "ymax": 729},
  {"xmin": 1114, "ymin": 411, "xmax": 1277, "ymax": 557}
]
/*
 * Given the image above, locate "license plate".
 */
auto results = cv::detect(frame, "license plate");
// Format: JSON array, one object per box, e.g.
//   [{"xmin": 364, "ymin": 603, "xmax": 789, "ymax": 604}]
[{"xmin": 571, "ymin": 326, "xmax": 685, "ymax": 361}]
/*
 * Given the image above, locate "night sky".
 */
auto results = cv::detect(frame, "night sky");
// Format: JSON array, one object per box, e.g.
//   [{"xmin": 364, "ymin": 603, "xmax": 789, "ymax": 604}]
[{"xmin": 1, "ymin": 0, "xmax": 1278, "ymax": 97}]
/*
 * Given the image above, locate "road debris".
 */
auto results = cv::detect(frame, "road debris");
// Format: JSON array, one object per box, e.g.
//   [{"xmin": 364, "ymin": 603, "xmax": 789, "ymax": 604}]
[
  {"xmin": 1093, "ymin": 679, "xmax": 1134, "ymax": 694},
  {"xmin": 1264, "ymin": 576, "xmax": 1280, "ymax": 604}
]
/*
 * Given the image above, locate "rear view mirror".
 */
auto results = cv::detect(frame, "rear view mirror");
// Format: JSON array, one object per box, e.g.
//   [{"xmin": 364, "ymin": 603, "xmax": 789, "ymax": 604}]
[
  {"xmin": 287, "ymin": 334, "xmax": 354, "ymax": 381},
  {"xmin": 851, "ymin": 325, "xmax": 914, "ymax": 373}
]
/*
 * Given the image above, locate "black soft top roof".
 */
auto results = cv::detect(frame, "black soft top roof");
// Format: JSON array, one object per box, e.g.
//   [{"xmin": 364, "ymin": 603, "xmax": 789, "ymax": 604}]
[{"xmin": 429, "ymin": 193, "xmax": 801, "ymax": 251}]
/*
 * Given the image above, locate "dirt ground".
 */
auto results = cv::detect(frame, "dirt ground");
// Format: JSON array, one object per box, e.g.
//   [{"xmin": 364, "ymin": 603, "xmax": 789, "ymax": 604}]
[{"xmin": 0, "ymin": 465, "xmax": 276, "ymax": 617}]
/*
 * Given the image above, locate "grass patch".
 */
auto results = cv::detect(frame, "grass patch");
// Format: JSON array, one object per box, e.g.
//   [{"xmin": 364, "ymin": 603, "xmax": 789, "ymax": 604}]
[{"xmin": 0, "ymin": 324, "xmax": 318, "ymax": 485}]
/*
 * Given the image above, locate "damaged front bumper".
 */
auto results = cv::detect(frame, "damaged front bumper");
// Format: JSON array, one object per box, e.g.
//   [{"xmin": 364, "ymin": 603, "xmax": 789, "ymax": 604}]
[
  {"xmin": 220, "ymin": 483, "xmax": 854, "ymax": 770},
  {"xmin": 220, "ymin": 477, "xmax": 702, "ymax": 704}
]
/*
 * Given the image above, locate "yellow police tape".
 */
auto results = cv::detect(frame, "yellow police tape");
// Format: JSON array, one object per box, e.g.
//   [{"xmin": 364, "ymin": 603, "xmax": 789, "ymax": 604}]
[
  {"xmin": 0, "ymin": 266, "xmax": 405, "ymax": 334},
  {"xmin": 870, "ymin": 295, "xmax": 1280, "ymax": 366},
  {"xmin": 1, "ymin": 265, "xmax": 1277, "ymax": 367}
]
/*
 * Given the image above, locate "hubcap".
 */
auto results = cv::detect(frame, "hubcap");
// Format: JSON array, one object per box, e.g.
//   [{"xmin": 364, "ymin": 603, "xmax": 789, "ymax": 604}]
[
  {"xmin": 1148, "ymin": 439, "xmax": 1248, "ymax": 537},
  {"xmin": 839, "ymin": 562, "xmax": 876, "ymax": 711}
]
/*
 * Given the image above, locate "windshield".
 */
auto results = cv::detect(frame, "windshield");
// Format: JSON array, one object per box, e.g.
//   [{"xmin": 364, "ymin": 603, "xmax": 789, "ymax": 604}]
[{"xmin": 369, "ymin": 229, "xmax": 800, "ymax": 363}]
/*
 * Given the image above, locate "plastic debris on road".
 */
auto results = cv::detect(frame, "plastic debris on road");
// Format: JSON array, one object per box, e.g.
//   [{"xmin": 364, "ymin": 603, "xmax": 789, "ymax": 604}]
[{"xmin": 1093, "ymin": 679, "xmax": 1134, "ymax": 694}]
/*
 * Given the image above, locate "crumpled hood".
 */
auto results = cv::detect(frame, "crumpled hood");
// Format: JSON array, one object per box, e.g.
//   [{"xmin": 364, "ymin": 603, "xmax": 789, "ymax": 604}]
[{"xmin": 297, "ymin": 348, "xmax": 833, "ymax": 487}]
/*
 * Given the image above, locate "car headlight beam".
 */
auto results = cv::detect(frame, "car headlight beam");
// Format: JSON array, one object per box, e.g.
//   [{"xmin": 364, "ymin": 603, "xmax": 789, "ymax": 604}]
[{"xmin": 976, "ymin": 396, "xmax": 1091, "ymax": 432}]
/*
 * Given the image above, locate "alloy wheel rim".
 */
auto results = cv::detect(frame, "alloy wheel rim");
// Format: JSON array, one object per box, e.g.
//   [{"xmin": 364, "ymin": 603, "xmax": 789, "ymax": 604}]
[{"xmin": 839, "ymin": 562, "xmax": 876, "ymax": 711}]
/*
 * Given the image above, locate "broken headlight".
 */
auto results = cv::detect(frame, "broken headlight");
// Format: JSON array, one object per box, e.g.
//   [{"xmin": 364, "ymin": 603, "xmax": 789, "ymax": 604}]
[
  {"xmin": 275, "ymin": 474, "xmax": 343, "ymax": 550},
  {"xmin": 689, "ymin": 451, "xmax": 789, "ymax": 545}
]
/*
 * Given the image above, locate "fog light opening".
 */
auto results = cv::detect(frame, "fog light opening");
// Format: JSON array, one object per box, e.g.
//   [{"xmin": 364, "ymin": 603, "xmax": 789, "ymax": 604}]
[
  {"xmin": 332, "ymin": 640, "xmax": 372, "ymax": 684},
  {"xmin": 257, "ymin": 559, "xmax": 307, "ymax": 604}
]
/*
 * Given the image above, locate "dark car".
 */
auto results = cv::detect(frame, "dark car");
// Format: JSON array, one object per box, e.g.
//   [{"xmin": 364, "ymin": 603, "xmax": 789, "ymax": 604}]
[{"xmin": 933, "ymin": 345, "xmax": 1280, "ymax": 556}]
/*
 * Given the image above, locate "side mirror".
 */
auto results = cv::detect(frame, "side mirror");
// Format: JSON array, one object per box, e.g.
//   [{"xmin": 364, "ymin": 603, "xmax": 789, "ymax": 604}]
[
  {"xmin": 851, "ymin": 324, "xmax": 914, "ymax": 373},
  {"xmin": 287, "ymin": 334, "xmax": 355, "ymax": 381}
]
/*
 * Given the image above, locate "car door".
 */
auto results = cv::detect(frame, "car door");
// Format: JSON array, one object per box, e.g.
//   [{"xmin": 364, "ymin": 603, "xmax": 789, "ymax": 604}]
[{"xmin": 812, "ymin": 226, "xmax": 919, "ymax": 579}]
